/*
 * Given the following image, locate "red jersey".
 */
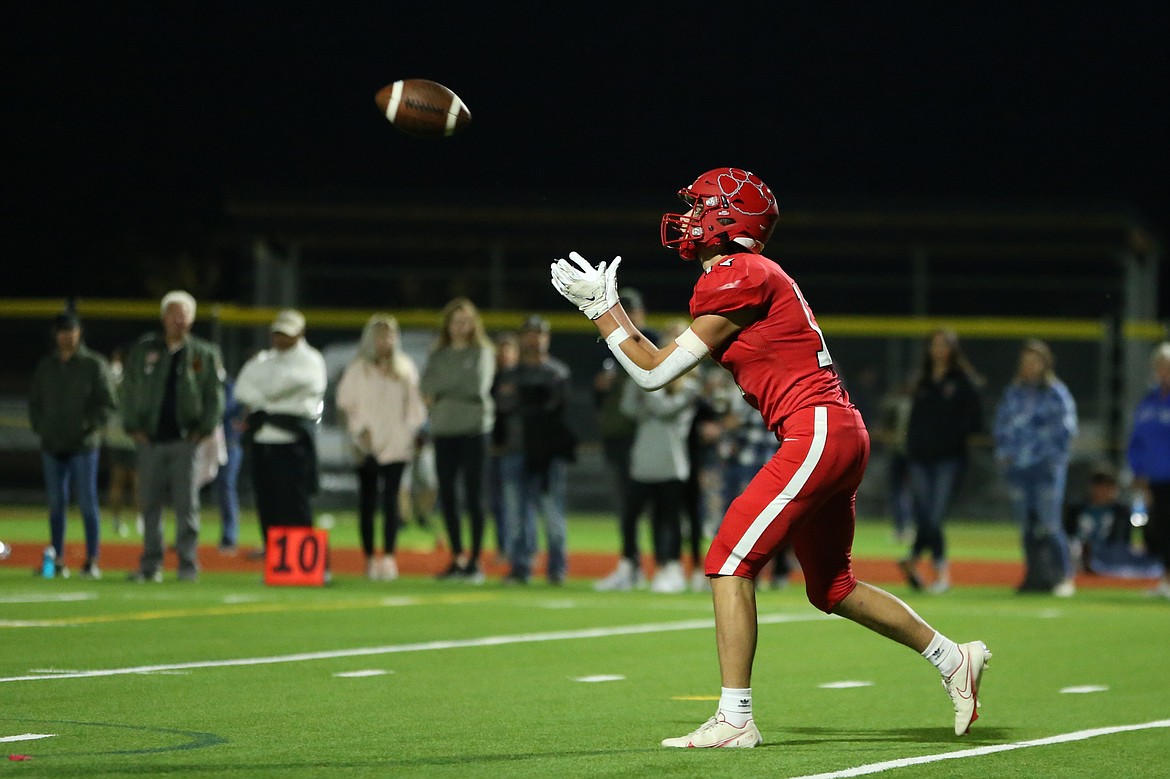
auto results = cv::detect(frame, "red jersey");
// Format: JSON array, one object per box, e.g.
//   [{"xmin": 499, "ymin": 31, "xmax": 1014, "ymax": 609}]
[{"xmin": 689, "ymin": 252, "xmax": 852, "ymax": 431}]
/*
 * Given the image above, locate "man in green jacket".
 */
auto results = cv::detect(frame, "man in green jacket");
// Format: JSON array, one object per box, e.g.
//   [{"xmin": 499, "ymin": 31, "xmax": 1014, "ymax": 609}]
[
  {"xmin": 28, "ymin": 311, "xmax": 116, "ymax": 578},
  {"xmin": 121, "ymin": 290, "xmax": 224, "ymax": 582}
]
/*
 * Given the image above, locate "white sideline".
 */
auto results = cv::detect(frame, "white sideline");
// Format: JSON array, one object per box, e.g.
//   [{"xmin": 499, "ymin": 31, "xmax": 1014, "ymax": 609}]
[
  {"xmin": 0, "ymin": 612, "xmax": 829, "ymax": 684},
  {"xmin": 789, "ymin": 719, "xmax": 1170, "ymax": 778}
]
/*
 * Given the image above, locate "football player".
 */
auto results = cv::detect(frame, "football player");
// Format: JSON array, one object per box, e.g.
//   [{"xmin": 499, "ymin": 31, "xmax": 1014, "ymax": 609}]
[{"xmin": 551, "ymin": 167, "xmax": 990, "ymax": 747}]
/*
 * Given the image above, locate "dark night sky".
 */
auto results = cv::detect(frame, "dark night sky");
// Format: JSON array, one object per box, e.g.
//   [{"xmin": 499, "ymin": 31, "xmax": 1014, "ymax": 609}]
[{"xmin": 3, "ymin": 2, "xmax": 1167, "ymax": 299}]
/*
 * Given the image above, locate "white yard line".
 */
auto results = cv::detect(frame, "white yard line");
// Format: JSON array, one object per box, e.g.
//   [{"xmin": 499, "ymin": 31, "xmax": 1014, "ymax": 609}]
[
  {"xmin": 789, "ymin": 719, "xmax": 1170, "ymax": 778},
  {"xmin": 0, "ymin": 612, "xmax": 829, "ymax": 684},
  {"xmin": 0, "ymin": 733, "xmax": 57, "ymax": 743}
]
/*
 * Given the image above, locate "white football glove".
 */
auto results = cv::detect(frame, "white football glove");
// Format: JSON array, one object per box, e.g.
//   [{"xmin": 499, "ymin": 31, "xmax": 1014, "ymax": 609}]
[{"xmin": 550, "ymin": 251, "xmax": 622, "ymax": 320}]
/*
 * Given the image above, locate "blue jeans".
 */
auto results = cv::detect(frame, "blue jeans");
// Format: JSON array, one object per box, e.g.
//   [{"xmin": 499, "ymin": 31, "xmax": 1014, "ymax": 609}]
[
  {"xmin": 41, "ymin": 448, "xmax": 101, "ymax": 562},
  {"xmin": 216, "ymin": 442, "xmax": 243, "ymax": 548},
  {"xmin": 907, "ymin": 457, "xmax": 964, "ymax": 564},
  {"xmin": 499, "ymin": 452, "xmax": 568, "ymax": 582},
  {"xmin": 1005, "ymin": 461, "xmax": 1074, "ymax": 580}
]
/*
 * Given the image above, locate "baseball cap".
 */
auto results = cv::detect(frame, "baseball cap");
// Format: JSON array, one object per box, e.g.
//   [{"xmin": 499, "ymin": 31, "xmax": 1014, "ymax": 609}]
[
  {"xmin": 51, "ymin": 311, "xmax": 81, "ymax": 331},
  {"xmin": 270, "ymin": 309, "xmax": 306, "ymax": 336},
  {"xmin": 520, "ymin": 314, "xmax": 550, "ymax": 333}
]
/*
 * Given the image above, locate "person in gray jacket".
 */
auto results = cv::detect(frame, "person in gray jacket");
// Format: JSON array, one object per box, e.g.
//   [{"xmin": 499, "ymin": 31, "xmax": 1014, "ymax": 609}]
[
  {"xmin": 28, "ymin": 311, "xmax": 116, "ymax": 578},
  {"xmin": 120, "ymin": 290, "xmax": 224, "ymax": 582},
  {"xmin": 596, "ymin": 319, "xmax": 698, "ymax": 593},
  {"xmin": 421, "ymin": 297, "xmax": 496, "ymax": 582}
]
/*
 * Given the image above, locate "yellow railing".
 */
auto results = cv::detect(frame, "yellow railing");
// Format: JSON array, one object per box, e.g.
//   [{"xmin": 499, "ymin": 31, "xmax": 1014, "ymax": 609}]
[{"xmin": 0, "ymin": 299, "xmax": 1165, "ymax": 340}]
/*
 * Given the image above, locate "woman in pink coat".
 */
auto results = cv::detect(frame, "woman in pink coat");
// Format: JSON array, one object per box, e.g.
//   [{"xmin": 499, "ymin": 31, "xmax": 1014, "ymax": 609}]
[{"xmin": 336, "ymin": 314, "xmax": 428, "ymax": 580}]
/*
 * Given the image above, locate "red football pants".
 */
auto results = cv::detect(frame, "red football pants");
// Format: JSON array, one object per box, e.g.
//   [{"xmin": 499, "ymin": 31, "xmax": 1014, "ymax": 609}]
[{"xmin": 705, "ymin": 405, "xmax": 870, "ymax": 612}]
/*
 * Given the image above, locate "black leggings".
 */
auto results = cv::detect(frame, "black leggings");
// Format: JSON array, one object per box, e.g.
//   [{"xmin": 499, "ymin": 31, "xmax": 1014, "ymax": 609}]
[
  {"xmin": 357, "ymin": 457, "xmax": 406, "ymax": 557},
  {"xmin": 1150, "ymin": 482, "xmax": 1170, "ymax": 571},
  {"xmin": 434, "ymin": 433, "xmax": 488, "ymax": 563},
  {"xmin": 621, "ymin": 479, "xmax": 684, "ymax": 564}
]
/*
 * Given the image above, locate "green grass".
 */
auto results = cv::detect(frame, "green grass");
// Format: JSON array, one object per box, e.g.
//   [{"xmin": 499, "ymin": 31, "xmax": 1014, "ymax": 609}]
[
  {"xmin": 0, "ymin": 506, "xmax": 1025, "ymax": 563},
  {"xmin": 2, "ymin": 552, "xmax": 1168, "ymax": 777}
]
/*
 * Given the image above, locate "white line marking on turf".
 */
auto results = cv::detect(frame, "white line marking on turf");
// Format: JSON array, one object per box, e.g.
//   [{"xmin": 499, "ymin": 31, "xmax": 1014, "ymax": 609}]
[
  {"xmin": 0, "ymin": 612, "xmax": 829, "ymax": 684},
  {"xmin": 573, "ymin": 675, "xmax": 625, "ymax": 683},
  {"xmin": 1061, "ymin": 685, "xmax": 1109, "ymax": 694},
  {"xmin": 819, "ymin": 681, "xmax": 873, "ymax": 689},
  {"xmin": 788, "ymin": 719, "xmax": 1170, "ymax": 779},
  {"xmin": 0, "ymin": 734, "xmax": 57, "ymax": 743},
  {"xmin": 334, "ymin": 670, "xmax": 392, "ymax": 678},
  {"xmin": 0, "ymin": 592, "xmax": 97, "ymax": 604}
]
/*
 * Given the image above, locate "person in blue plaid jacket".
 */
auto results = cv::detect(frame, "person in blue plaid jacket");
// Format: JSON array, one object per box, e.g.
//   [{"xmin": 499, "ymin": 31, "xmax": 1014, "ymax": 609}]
[{"xmin": 993, "ymin": 339, "xmax": 1079, "ymax": 596}]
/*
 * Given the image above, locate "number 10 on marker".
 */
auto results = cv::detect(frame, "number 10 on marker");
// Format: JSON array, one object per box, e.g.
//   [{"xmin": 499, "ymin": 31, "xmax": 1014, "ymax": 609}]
[{"xmin": 264, "ymin": 527, "xmax": 329, "ymax": 586}]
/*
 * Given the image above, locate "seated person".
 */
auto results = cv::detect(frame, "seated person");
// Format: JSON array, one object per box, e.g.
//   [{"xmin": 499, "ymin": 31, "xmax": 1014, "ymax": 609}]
[{"xmin": 1064, "ymin": 464, "xmax": 1163, "ymax": 578}]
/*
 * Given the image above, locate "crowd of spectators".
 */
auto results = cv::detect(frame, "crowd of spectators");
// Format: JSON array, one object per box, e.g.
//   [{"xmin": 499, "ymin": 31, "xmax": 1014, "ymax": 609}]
[{"xmin": 21, "ymin": 296, "xmax": 1170, "ymax": 597}]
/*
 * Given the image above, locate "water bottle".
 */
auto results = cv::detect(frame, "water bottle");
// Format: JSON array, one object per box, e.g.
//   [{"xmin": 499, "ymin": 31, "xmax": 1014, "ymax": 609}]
[
  {"xmin": 41, "ymin": 546, "xmax": 56, "ymax": 578},
  {"xmin": 1130, "ymin": 495, "xmax": 1149, "ymax": 528}
]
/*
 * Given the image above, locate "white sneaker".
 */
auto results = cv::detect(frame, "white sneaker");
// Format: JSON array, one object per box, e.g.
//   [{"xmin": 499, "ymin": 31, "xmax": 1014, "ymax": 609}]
[
  {"xmin": 1052, "ymin": 579, "xmax": 1076, "ymax": 598},
  {"xmin": 928, "ymin": 579, "xmax": 952, "ymax": 595},
  {"xmin": 594, "ymin": 558, "xmax": 639, "ymax": 592},
  {"xmin": 1146, "ymin": 580, "xmax": 1170, "ymax": 599},
  {"xmin": 661, "ymin": 714, "xmax": 761, "ymax": 748},
  {"xmin": 651, "ymin": 561, "xmax": 686, "ymax": 594},
  {"xmin": 380, "ymin": 555, "xmax": 399, "ymax": 582},
  {"xmin": 366, "ymin": 558, "xmax": 381, "ymax": 581},
  {"xmin": 690, "ymin": 569, "xmax": 710, "ymax": 592},
  {"xmin": 942, "ymin": 641, "xmax": 991, "ymax": 736}
]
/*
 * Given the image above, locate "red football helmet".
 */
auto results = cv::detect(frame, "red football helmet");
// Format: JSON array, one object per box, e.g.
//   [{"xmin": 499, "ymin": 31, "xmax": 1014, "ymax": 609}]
[{"xmin": 660, "ymin": 168, "xmax": 779, "ymax": 260}]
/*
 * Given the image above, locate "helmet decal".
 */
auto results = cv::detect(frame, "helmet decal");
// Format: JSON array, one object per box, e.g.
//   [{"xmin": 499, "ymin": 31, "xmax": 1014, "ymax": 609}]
[{"xmin": 715, "ymin": 169, "xmax": 775, "ymax": 216}]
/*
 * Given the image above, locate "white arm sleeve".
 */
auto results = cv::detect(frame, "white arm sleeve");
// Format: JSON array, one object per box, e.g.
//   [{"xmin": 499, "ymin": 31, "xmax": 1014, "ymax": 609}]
[{"xmin": 605, "ymin": 326, "xmax": 709, "ymax": 391}]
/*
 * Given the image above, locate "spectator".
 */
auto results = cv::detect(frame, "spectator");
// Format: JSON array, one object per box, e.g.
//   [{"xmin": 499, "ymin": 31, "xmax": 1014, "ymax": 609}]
[
  {"xmin": 600, "ymin": 319, "xmax": 698, "ymax": 593},
  {"xmin": 1126, "ymin": 341, "xmax": 1170, "ymax": 599},
  {"xmin": 493, "ymin": 315, "xmax": 576, "ymax": 585},
  {"xmin": 121, "ymin": 290, "xmax": 225, "ymax": 583},
  {"xmin": 592, "ymin": 288, "xmax": 659, "ymax": 580},
  {"xmin": 28, "ymin": 310, "xmax": 116, "ymax": 578},
  {"xmin": 899, "ymin": 329, "xmax": 983, "ymax": 594},
  {"xmin": 213, "ymin": 375, "xmax": 245, "ymax": 554},
  {"xmin": 993, "ymin": 339, "xmax": 1078, "ymax": 596},
  {"xmin": 876, "ymin": 376, "xmax": 916, "ymax": 544},
  {"xmin": 335, "ymin": 314, "xmax": 427, "ymax": 581},
  {"xmin": 682, "ymin": 373, "xmax": 723, "ymax": 591},
  {"xmin": 1064, "ymin": 462, "xmax": 1161, "ymax": 578},
  {"xmin": 488, "ymin": 330, "xmax": 520, "ymax": 560},
  {"xmin": 421, "ymin": 297, "xmax": 496, "ymax": 583},
  {"xmin": 102, "ymin": 346, "xmax": 139, "ymax": 538},
  {"xmin": 236, "ymin": 309, "xmax": 328, "ymax": 562}
]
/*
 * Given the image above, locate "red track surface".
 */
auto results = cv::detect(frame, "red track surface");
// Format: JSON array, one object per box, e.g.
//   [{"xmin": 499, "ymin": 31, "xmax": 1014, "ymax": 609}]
[{"xmin": 3, "ymin": 541, "xmax": 1158, "ymax": 590}]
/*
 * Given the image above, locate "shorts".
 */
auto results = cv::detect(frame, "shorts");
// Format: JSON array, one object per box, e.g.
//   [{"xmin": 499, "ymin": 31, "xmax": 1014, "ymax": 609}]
[{"xmin": 705, "ymin": 405, "xmax": 869, "ymax": 612}]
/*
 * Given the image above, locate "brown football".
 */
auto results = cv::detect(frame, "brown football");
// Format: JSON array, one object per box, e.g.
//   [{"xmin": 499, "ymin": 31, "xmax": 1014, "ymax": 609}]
[{"xmin": 374, "ymin": 79, "xmax": 471, "ymax": 138}]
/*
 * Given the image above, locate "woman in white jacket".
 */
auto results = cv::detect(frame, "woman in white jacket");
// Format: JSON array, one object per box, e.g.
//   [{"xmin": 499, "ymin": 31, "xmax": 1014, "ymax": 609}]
[{"xmin": 336, "ymin": 314, "xmax": 427, "ymax": 580}]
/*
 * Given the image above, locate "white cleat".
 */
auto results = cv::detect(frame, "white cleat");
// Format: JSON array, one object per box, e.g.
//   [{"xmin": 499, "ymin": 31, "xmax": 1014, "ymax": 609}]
[
  {"xmin": 661, "ymin": 714, "xmax": 762, "ymax": 748},
  {"xmin": 943, "ymin": 641, "xmax": 991, "ymax": 736}
]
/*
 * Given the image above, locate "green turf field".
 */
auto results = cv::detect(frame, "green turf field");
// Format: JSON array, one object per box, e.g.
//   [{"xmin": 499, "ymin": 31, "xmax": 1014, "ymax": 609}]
[
  {"xmin": 2, "ymin": 512, "xmax": 1168, "ymax": 777},
  {"xmin": 0, "ymin": 506, "xmax": 1025, "ymax": 562}
]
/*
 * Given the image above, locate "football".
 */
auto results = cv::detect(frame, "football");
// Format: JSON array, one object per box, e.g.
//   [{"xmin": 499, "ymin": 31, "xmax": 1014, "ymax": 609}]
[{"xmin": 374, "ymin": 79, "xmax": 471, "ymax": 138}]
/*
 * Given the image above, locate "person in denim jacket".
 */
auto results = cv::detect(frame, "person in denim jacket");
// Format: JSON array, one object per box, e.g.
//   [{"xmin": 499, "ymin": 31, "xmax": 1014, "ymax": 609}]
[
  {"xmin": 1127, "ymin": 341, "xmax": 1170, "ymax": 598},
  {"xmin": 993, "ymin": 339, "xmax": 1078, "ymax": 596}
]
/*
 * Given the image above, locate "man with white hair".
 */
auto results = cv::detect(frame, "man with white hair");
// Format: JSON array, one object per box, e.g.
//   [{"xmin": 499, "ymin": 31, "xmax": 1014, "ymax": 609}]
[
  {"xmin": 234, "ymin": 309, "xmax": 328, "ymax": 552},
  {"xmin": 121, "ymin": 290, "xmax": 225, "ymax": 582}
]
